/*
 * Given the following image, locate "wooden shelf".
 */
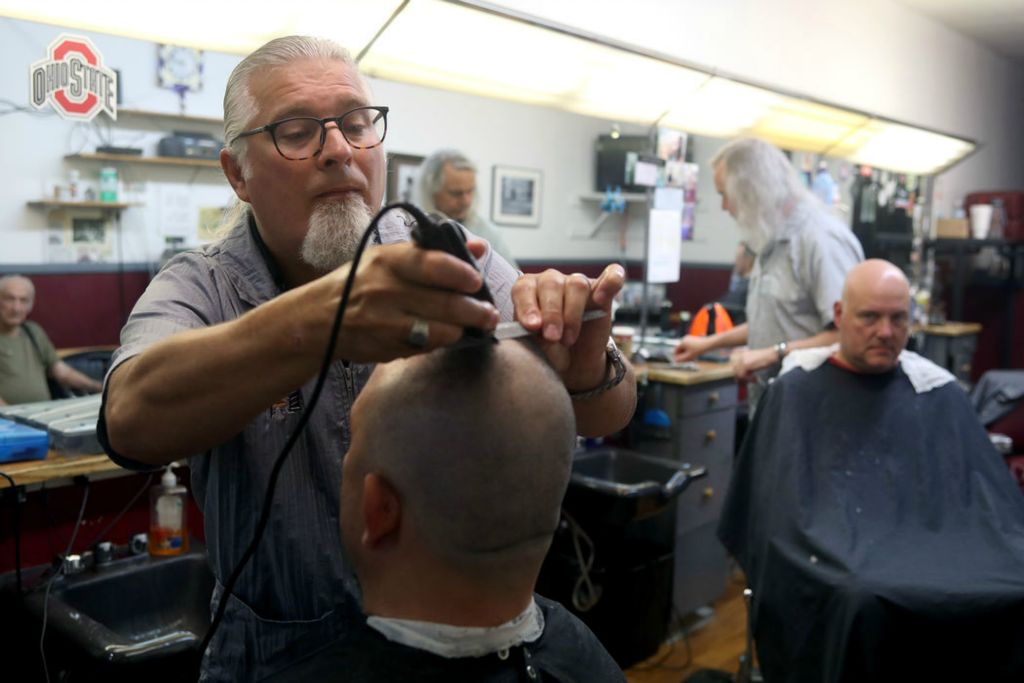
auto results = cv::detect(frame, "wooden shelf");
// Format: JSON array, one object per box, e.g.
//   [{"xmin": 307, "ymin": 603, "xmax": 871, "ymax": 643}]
[
  {"xmin": 27, "ymin": 200, "xmax": 138, "ymax": 210},
  {"xmin": 67, "ymin": 152, "xmax": 221, "ymax": 168},
  {"xmin": 117, "ymin": 107, "xmax": 222, "ymax": 125}
]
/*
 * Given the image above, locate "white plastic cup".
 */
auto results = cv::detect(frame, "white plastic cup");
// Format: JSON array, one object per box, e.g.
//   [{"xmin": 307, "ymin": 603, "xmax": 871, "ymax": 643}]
[{"xmin": 970, "ymin": 204, "xmax": 993, "ymax": 239}]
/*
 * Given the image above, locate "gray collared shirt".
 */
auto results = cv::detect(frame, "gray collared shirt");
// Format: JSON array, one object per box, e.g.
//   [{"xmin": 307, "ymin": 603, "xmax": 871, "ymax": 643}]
[
  {"xmin": 746, "ymin": 199, "xmax": 863, "ymax": 402},
  {"xmin": 101, "ymin": 208, "xmax": 519, "ymax": 681}
]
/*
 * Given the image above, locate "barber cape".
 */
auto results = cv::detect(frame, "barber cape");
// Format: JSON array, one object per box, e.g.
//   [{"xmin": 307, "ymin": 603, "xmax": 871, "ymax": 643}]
[{"xmin": 719, "ymin": 351, "xmax": 1024, "ymax": 683}]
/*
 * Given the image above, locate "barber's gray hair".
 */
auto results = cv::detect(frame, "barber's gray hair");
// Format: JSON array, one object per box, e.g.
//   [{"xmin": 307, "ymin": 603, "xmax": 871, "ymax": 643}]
[
  {"xmin": 0, "ymin": 275, "xmax": 34, "ymax": 298},
  {"xmin": 223, "ymin": 35, "xmax": 360, "ymax": 174},
  {"xmin": 711, "ymin": 138, "xmax": 813, "ymax": 244},
  {"xmin": 415, "ymin": 149, "xmax": 477, "ymax": 211}
]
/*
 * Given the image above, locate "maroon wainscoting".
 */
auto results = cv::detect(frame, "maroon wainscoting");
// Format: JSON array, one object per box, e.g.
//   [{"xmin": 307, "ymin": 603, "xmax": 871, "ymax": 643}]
[{"xmin": 25, "ymin": 270, "xmax": 151, "ymax": 348}]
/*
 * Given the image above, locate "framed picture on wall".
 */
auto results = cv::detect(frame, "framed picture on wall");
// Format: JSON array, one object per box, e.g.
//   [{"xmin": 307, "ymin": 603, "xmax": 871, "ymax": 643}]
[
  {"xmin": 491, "ymin": 165, "xmax": 542, "ymax": 227},
  {"xmin": 386, "ymin": 153, "xmax": 424, "ymax": 205}
]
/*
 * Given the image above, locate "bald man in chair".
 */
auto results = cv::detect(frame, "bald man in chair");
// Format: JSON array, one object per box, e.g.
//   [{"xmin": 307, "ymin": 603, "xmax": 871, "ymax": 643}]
[
  {"xmin": 719, "ymin": 259, "xmax": 1024, "ymax": 683},
  {"xmin": 271, "ymin": 339, "xmax": 624, "ymax": 682}
]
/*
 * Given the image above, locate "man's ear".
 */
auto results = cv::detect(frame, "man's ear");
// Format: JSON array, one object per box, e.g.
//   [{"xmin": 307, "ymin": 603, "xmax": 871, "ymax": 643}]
[
  {"xmin": 220, "ymin": 148, "xmax": 251, "ymax": 203},
  {"xmin": 361, "ymin": 473, "xmax": 401, "ymax": 549},
  {"xmin": 833, "ymin": 300, "xmax": 843, "ymax": 327}
]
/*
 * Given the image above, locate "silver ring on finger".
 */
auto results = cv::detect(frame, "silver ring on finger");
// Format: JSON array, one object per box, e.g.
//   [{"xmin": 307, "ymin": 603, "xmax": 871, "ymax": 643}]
[{"xmin": 407, "ymin": 318, "xmax": 430, "ymax": 349}]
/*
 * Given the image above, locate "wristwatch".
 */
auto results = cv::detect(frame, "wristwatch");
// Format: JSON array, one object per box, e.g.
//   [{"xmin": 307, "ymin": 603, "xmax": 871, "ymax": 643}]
[
  {"xmin": 774, "ymin": 341, "xmax": 788, "ymax": 363},
  {"xmin": 570, "ymin": 341, "xmax": 627, "ymax": 400}
]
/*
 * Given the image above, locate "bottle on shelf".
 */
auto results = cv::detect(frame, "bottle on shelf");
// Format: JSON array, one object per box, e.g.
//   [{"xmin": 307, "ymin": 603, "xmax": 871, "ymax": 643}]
[
  {"xmin": 99, "ymin": 167, "xmax": 119, "ymax": 203},
  {"xmin": 67, "ymin": 169, "xmax": 80, "ymax": 201},
  {"xmin": 149, "ymin": 465, "xmax": 188, "ymax": 557}
]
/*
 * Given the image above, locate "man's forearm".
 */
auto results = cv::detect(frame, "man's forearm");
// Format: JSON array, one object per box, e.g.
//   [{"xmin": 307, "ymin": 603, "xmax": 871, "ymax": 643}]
[
  {"xmin": 572, "ymin": 362, "xmax": 637, "ymax": 438},
  {"xmin": 51, "ymin": 362, "xmax": 103, "ymax": 393},
  {"xmin": 104, "ymin": 288, "xmax": 331, "ymax": 464},
  {"xmin": 709, "ymin": 322, "xmax": 749, "ymax": 350},
  {"xmin": 787, "ymin": 329, "xmax": 838, "ymax": 351}
]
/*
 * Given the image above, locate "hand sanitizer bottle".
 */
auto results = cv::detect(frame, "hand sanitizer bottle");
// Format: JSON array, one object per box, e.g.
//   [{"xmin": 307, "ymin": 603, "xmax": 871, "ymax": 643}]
[{"xmin": 150, "ymin": 465, "xmax": 188, "ymax": 556}]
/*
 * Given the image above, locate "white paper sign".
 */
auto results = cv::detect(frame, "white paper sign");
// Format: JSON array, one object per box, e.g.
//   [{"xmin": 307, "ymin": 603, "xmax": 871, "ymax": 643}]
[
  {"xmin": 654, "ymin": 187, "xmax": 684, "ymax": 211},
  {"xmin": 647, "ymin": 209, "xmax": 681, "ymax": 284}
]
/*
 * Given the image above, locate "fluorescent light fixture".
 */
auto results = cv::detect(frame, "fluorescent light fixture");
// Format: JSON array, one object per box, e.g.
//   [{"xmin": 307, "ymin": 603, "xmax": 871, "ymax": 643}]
[
  {"xmin": 847, "ymin": 121, "xmax": 977, "ymax": 176},
  {"xmin": 661, "ymin": 78, "xmax": 784, "ymax": 139},
  {"xmin": 358, "ymin": 0, "xmax": 973, "ymax": 174},
  {"xmin": 360, "ymin": 0, "xmax": 709, "ymax": 125}
]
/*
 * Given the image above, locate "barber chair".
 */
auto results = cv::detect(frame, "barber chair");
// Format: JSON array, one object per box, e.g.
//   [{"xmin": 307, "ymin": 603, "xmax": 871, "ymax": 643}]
[
  {"xmin": 683, "ymin": 588, "xmax": 762, "ymax": 683},
  {"xmin": 971, "ymin": 369, "xmax": 1024, "ymax": 494},
  {"xmin": 49, "ymin": 348, "xmax": 113, "ymax": 399},
  {"xmin": 716, "ymin": 369, "xmax": 1024, "ymax": 682}
]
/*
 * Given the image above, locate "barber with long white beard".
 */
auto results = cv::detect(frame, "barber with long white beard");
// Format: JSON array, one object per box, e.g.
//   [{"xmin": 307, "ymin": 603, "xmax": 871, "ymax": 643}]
[
  {"xmin": 98, "ymin": 36, "xmax": 635, "ymax": 682},
  {"xmin": 674, "ymin": 138, "xmax": 862, "ymax": 409}
]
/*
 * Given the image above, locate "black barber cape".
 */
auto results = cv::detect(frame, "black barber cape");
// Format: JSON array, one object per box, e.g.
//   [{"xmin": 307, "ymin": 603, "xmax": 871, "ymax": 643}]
[
  {"xmin": 264, "ymin": 595, "xmax": 625, "ymax": 682},
  {"xmin": 719, "ymin": 361, "xmax": 1024, "ymax": 683}
]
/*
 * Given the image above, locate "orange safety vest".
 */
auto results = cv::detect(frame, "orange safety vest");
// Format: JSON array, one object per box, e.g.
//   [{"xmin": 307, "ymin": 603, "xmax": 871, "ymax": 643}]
[{"xmin": 689, "ymin": 302, "xmax": 734, "ymax": 336}]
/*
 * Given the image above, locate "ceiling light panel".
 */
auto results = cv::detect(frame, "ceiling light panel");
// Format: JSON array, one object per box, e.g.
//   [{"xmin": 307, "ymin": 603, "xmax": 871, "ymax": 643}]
[
  {"xmin": 360, "ymin": 0, "xmax": 708, "ymax": 125},
  {"xmin": 847, "ymin": 120, "xmax": 976, "ymax": 175}
]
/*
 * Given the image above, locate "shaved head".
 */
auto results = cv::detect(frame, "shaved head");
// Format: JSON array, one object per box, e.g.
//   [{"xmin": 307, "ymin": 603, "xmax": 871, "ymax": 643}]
[
  {"xmin": 341, "ymin": 339, "xmax": 576, "ymax": 583},
  {"xmin": 834, "ymin": 259, "xmax": 911, "ymax": 373}
]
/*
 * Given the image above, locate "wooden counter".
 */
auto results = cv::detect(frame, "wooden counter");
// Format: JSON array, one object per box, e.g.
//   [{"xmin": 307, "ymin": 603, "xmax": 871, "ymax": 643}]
[
  {"xmin": 638, "ymin": 361, "xmax": 736, "ymax": 386},
  {"xmin": 0, "ymin": 451, "xmax": 126, "ymax": 489}
]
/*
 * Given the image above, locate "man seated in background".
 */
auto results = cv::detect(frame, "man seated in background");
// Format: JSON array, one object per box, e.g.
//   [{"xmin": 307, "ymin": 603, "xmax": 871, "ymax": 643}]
[
  {"xmin": 273, "ymin": 340, "xmax": 624, "ymax": 682},
  {"xmin": 719, "ymin": 259, "xmax": 1024, "ymax": 682},
  {"xmin": 417, "ymin": 148, "xmax": 518, "ymax": 267},
  {"xmin": 0, "ymin": 275, "xmax": 103, "ymax": 405}
]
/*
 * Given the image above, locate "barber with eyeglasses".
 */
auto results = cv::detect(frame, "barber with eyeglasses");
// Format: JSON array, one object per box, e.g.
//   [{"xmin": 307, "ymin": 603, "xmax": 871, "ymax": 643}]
[{"xmin": 98, "ymin": 36, "xmax": 635, "ymax": 681}]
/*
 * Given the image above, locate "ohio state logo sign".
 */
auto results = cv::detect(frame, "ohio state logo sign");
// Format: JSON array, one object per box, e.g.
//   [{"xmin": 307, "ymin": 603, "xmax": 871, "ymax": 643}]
[{"xmin": 30, "ymin": 34, "xmax": 117, "ymax": 121}]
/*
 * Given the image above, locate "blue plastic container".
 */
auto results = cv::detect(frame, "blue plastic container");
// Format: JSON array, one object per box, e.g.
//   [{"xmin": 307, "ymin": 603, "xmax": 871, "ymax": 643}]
[{"xmin": 0, "ymin": 418, "xmax": 49, "ymax": 463}]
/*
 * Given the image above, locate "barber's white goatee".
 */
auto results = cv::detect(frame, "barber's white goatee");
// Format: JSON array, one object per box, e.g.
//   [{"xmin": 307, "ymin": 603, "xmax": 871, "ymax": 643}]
[{"xmin": 301, "ymin": 195, "xmax": 374, "ymax": 272}]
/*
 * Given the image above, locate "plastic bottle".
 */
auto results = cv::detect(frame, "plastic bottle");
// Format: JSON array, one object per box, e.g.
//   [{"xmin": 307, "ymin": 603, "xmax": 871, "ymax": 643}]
[
  {"xmin": 99, "ymin": 167, "xmax": 118, "ymax": 203},
  {"xmin": 150, "ymin": 465, "xmax": 188, "ymax": 556},
  {"xmin": 68, "ymin": 169, "xmax": 80, "ymax": 200}
]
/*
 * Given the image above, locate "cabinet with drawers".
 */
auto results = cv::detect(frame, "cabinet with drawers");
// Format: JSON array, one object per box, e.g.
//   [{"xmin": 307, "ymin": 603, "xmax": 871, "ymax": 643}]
[{"xmin": 637, "ymin": 364, "xmax": 738, "ymax": 619}]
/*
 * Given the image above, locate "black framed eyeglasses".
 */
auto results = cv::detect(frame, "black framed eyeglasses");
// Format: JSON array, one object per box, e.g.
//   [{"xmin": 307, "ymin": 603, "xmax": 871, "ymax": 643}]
[{"xmin": 232, "ymin": 105, "xmax": 389, "ymax": 161}]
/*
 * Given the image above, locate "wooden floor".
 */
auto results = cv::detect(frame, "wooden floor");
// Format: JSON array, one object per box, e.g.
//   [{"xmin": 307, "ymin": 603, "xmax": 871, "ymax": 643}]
[{"xmin": 625, "ymin": 575, "xmax": 750, "ymax": 683}]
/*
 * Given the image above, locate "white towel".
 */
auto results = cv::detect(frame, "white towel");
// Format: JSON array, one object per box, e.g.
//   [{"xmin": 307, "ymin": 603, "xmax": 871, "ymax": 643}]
[{"xmin": 780, "ymin": 344, "xmax": 955, "ymax": 394}]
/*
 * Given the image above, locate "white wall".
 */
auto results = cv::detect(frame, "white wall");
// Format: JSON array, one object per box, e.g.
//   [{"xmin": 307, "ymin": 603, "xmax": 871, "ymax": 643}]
[
  {"xmin": 3, "ymin": 0, "xmax": 1023, "ymax": 267},
  {"xmin": 0, "ymin": 18, "xmax": 238, "ymax": 265}
]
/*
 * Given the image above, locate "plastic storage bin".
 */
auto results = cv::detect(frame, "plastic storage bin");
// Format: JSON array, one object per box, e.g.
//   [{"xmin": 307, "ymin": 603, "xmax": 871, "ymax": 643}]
[{"xmin": 0, "ymin": 418, "xmax": 49, "ymax": 463}]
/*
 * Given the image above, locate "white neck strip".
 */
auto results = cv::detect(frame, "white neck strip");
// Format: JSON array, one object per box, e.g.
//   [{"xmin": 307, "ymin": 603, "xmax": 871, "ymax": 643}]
[{"xmin": 366, "ymin": 598, "xmax": 544, "ymax": 659}]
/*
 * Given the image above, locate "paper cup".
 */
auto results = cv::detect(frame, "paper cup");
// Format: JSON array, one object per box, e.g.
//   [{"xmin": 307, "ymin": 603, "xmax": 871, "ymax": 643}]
[{"xmin": 970, "ymin": 204, "xmax": 993, "ymax": 239}]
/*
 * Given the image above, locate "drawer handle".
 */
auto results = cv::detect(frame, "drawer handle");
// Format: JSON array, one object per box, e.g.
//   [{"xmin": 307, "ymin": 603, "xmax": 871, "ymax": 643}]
[
  {"xmin": 705, "ymin": 429, "xmax": 717, "ymax": 443},
  {"xmin": 702, "ymin": 487, "xmax": 714, "ymax": 500},
  {"xmin": 707, "ymin": 391, "xmax": 720, "ymax": 406}
]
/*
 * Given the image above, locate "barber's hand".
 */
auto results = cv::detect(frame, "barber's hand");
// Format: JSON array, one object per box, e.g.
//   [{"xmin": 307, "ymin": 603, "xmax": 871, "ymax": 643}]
[
  {"xmin": 673, "ymin": 335, "xmax": 710, "ymax": 363},
  {"xmin": 510, "ymin": 264, "xmax": 625, "ymax": 392},
  {"xmin": 319, "ymin": 241, "xmax": 499, "ymax": 362},
  {"xmin": 730, "ymin": 347, "xmax": 777, "ymax": 381}
]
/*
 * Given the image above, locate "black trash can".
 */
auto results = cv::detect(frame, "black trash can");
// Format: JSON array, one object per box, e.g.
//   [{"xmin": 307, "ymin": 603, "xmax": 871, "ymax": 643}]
[{"xmin": 537, "ymin": 447, "xmax": 705, "ymax": 669}]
